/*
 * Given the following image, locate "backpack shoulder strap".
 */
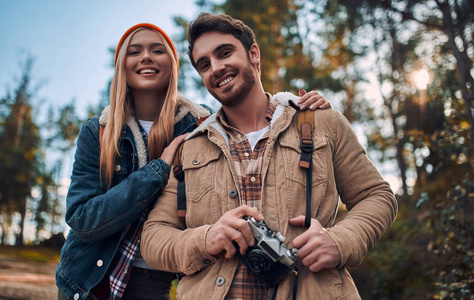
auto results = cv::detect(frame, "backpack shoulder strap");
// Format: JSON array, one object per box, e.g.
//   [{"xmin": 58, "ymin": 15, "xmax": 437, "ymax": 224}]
[
  {"xmin": 297, "ymin": 109, "xmax": 314, "ymax": 229},
  {"xmin": 297, "ymin": 109, "xmax": 314, "ymax": 168},
  {"xmin": 173, "ymin": 143, "xmax": 186, "ymax": 218}
]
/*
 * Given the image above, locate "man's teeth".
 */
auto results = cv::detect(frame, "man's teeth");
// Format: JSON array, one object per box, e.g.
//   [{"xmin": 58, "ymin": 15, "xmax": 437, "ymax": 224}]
[
  {"xmin": 219, "ymin": 76, "xmax": 234, "ymax": 87},
  {"xmin": 140, "ymin": 69, "xmax": 157, "ymax": 74}
]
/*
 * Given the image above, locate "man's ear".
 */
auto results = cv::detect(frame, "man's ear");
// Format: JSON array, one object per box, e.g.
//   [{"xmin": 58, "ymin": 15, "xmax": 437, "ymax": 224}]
[{"xmin": 248, "ymin": 43, "xmax": 260, "ymax": 65}]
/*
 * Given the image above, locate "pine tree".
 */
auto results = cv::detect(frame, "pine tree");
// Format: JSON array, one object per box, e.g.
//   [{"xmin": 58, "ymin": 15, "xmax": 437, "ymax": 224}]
[{"xmin": 0, "ymin": 57, "xmax": 41, "ymax": 245}]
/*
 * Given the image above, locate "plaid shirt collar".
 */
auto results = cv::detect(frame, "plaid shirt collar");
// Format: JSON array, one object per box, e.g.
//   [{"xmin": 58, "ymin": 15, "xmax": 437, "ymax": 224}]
[{"xmin": 215, "ymin": 93, "xmax": 277, "ymax": 135}]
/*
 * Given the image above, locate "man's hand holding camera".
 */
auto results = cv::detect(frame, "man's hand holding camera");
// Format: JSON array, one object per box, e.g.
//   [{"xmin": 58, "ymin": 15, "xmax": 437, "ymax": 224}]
[
  {"xmin": 207, "ymin": 207, "xmax": 341, "ymax": 273},
  {"xmin": 290, "ymin": 215, "xmax": 341, "ymax": 273},
  {"xmin": 205, "ymin": 205, "xmax": 264, "ymax": 259}
]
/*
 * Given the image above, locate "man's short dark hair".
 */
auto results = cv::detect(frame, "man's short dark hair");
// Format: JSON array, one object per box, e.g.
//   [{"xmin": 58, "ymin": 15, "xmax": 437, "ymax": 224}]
[{"xmin": 187, "ymin": 13, "xmax": 259, "ymax": 71}]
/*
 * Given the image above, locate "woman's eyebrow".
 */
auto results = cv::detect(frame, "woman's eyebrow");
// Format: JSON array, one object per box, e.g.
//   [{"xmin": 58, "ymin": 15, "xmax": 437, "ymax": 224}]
[{"xmin": 128, "ymin": 42, "xmax": 165, "ymax": 47}]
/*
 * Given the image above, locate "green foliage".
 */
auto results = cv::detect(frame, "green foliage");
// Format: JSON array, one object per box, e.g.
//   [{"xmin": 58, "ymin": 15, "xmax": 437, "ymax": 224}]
[
  {"xmin": 351, "ymin": 203, "xmax": 438, "ymax": 299},
  {"xmin": 417, "ymin": 177, "xmax": 474, "ymax": 299},
  {"xmin": 35, "ymin": 171, "xmax": 55, "ymax": 237},
  {"xmin": 0, "ymin": 57, "xmax": 41, "ymax": 245}
]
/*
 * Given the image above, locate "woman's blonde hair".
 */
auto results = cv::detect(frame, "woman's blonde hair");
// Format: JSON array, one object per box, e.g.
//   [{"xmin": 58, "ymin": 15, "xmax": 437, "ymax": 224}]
[{"xmin": 100, "ymin": 26, "xmax": 178, "ymax": 187}]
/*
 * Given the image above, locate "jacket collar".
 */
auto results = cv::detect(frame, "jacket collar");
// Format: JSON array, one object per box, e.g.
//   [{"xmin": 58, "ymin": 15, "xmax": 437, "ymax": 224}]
[
  {"xmin": 98, "ymin": 94, "xmax": 210, "ymax": 168},
  {"xmin": 98, "ymin": 94, "xmax": 210, "ymax": 126},
  {"xmin": 186, "ymin": 92, "xmax": 300, "ymax": 144}
]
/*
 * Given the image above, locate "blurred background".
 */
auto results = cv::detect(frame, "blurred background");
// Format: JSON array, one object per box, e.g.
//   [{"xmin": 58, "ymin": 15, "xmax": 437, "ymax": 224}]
[{"xmin": 0, "ymin": 0, "xmax": 472, "ymax": 299}]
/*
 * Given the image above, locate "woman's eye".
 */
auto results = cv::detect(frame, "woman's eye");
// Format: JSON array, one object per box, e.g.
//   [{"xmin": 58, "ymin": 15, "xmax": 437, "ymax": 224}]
[{"xmin": 128, "ymin": 50, "xmax": 139, "ymax": 55}]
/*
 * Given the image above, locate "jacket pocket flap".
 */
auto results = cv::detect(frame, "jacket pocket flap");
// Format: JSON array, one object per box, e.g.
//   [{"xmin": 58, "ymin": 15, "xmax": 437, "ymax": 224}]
[{"xmin": 181, "ymin": 145, "xmax": 221, "ymax": 170}]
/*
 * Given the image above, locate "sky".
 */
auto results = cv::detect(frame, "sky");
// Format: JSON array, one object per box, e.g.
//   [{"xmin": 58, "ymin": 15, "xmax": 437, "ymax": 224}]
[{"xmin": 0, "ymin": 0, "xmax": 204, "ymax": 118}]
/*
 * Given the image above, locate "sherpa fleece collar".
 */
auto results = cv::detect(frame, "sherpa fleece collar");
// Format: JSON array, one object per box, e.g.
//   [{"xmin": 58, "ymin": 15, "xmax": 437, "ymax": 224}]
[{"xmin": 98, "ymin": 94, "xmax": 210, "ymax": 168}]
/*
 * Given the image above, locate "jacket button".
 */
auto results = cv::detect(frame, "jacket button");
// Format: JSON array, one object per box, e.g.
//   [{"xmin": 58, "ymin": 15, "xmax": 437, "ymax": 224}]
[
  {"xmin": 114, "ymin": 165, "xmax": 121, "ymax": 171},
  {"xmin": 229, "ymin": 190, "xmax": 238, "ymax": 198},
  {"xmin": 193, "ymin": 160, "xmax": 201, "ymax": 165},
  {"xmin": 97, "ymin": 260, "xmax": 104, "ymax": 267},
  {"xmin": 216, "ymin": 276, "xmax": 225, "ymax": 286},
  {"xmin": 74, "ymin": 293, "xmax": 80, "ymax": 300}
]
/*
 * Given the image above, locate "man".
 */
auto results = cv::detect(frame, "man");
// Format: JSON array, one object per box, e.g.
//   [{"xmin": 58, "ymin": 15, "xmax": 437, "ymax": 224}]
[{"xmin": 141, "ymin": 13, "xmax": 397, "ymax": 300}]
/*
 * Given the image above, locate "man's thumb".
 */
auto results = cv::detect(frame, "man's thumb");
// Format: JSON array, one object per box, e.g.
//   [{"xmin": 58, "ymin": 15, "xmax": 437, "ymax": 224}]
[{"xmin": 289, "ymin": 215, "xmax": 306, "ymax": 227}]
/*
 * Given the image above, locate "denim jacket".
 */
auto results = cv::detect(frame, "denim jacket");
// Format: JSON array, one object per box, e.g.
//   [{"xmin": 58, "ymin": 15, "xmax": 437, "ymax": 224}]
[{"xmin": 56, "ymin": 95, "xmax": 211, "ymax": 300}]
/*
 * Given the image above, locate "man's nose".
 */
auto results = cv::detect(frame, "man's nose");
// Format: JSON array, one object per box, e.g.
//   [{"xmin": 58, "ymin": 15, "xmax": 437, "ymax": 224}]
[{"xmin": 210, "ymin": 58, "xmax": 225, "ymax": 75}]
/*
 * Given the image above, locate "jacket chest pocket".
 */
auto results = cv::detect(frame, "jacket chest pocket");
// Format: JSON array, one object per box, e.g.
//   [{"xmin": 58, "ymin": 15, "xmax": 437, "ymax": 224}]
[
  {"xmin": 114, "ymin": 139, "xmax": 135, "ymax": 176},
  {"xmin": 182, "ymin": 145, "xmax": 221, "ymax": 204},
  {"xmin": 182, "ymin": 144, "xmax": 223, "ymax": 227},
  {"xmin": 278, "ymin": 134, "xmax": 328, "ymax": 187},
  {"xmin": 111, "ymin": 152, "xmax": 133, "ymax": 187},
  {"xmin": 115, "ymin": 149, "xmax": 133, "ymax": 174}
]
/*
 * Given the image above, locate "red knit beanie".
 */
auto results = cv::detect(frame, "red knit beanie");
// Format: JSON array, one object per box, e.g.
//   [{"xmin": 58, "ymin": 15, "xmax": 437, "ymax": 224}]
[{"xmin": 114, "ymin": 23, "xmax": 179, "ymax": 73}]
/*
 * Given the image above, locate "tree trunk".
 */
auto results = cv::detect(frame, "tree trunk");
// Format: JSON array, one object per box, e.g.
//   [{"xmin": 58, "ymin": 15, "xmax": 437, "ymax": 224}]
[
  {"xmin": 437, "ymin": 0, "xmax": 474, "ymax": 137},
  {"xmin": 15, "ymin": 199, "xmax": 26, "ymax": 246}
]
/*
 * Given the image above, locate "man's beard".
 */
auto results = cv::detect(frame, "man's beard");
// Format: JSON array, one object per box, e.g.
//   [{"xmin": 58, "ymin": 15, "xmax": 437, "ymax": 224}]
[{"xmin": 209, "ymin": 64, "xmax": 256, "ymax": 107}]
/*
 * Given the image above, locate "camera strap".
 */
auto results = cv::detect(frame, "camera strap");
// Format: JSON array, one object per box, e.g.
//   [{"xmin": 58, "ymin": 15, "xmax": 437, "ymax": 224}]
[
  {"xmin": 267, "ymin": 267, "xmax": 299, "ymax": 300},
  {"xmin": 297, "ymin": 109, "xmax": 315, "ymax": 229}
]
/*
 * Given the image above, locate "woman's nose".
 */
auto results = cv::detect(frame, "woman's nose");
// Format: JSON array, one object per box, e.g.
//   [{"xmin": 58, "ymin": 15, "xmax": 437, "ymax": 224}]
[{"xmin": 141, "ymin": 50, "xmax": 153, "ymax": 63}]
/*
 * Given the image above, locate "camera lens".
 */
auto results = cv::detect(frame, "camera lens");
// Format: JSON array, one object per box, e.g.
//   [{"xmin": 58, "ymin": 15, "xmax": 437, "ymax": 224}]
[{"xmin": 246, "ymin": 249, "xmax": 271, "ymax": 275}]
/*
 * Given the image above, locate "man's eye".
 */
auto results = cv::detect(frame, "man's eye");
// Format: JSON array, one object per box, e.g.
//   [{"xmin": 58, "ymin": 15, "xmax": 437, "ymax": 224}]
[{"xmin": 199, "ymin": 63, "xmax": 210, "ymax": 72}]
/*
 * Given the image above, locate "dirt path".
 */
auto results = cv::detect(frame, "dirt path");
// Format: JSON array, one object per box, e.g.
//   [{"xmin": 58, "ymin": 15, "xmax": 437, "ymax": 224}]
[{"xmin": 0, "ymin": 249, "xmax": 58, "ymax": 300}]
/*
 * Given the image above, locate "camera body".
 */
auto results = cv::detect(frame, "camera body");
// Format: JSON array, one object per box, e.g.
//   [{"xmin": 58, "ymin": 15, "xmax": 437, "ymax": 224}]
[{"xmin": 234, "ymin": 217, "xmax": 298, "ymax": 286}]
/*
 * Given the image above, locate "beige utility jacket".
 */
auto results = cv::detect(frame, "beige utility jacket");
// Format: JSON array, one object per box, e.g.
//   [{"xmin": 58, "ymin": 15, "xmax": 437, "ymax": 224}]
[{"xmin": 142, "ymin": 92, "xmax": 398, "ymax": 300}]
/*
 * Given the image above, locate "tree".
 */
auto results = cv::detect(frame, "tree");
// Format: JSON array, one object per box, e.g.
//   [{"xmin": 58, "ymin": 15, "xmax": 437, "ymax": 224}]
[
  {"xmin": 38, "ymin": 100, "xmax": 81, "ymax": 239},
  {"xmin": 379, "ymin": 0, "xmax": 474, "ymax": 138},
  {"xmin": 0, "ymin": 57, "xmax": 41, "ymax": 245}
]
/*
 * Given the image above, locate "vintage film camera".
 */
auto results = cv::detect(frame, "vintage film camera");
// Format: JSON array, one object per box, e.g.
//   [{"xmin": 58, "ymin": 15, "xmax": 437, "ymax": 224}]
[{"xmin": 234, "ymin": 217, "xmax": 298, "ymax": 286}]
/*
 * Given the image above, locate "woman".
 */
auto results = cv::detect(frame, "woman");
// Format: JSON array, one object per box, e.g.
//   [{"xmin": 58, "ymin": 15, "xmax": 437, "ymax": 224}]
[{"xmin": 56, "ymin": 23, "xmax": 330, "ymax": 300}]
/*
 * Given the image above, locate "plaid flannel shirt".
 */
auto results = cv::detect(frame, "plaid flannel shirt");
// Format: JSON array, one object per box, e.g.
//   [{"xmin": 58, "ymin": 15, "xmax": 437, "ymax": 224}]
[{"xmin": 215, "ymin": 99, "xmax": 277, "ymax": 300}]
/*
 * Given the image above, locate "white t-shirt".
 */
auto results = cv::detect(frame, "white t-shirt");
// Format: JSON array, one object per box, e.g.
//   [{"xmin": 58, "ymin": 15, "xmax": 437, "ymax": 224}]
[
  {"xmin": 134, "ymin": 119, "xmax": 154, "ymax": 269},
  {"xmin": 246, "ymin": 125, "xmax": 270, "ymax": 151},
  {"xmin": 138, "ymin": 119, "xmax": 153, "ymax": 135}
]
